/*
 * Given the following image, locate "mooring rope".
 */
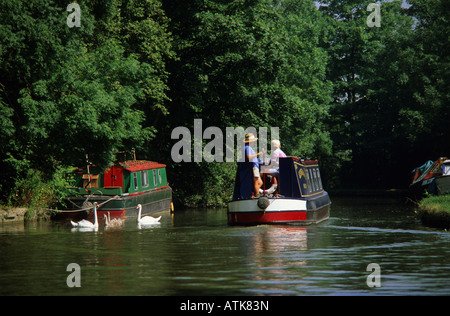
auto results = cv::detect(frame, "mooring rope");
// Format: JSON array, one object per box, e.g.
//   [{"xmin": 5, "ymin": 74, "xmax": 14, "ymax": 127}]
[{"xmin": 45, "ymin": 195, "xmax": 120, "ymax": 213}]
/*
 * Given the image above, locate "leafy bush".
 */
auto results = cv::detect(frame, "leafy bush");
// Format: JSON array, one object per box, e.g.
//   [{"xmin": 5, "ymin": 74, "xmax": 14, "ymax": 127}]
[{"xmin": 8, "ymin": 165, "xmax": 76, "ymax": 219}]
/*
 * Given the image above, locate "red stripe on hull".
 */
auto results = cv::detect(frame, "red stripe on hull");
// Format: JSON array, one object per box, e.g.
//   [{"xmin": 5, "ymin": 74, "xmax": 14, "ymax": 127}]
[
  {"xmin": 88, "ymin": 210, "xmax": 126, "ymax": 221},
  {"xmin": 228, "ymin": 211, "xmax": 307, "ymax": 225}
]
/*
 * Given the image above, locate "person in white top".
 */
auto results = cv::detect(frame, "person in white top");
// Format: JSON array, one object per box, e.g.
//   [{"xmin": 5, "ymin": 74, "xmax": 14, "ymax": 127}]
[
  {"xmin": 270, "ymin": 139, "xmax": 286, "ymax": 170},
  {"xmin": 259, "ymin": 139, "xmax": 286, "ymax": 195}
]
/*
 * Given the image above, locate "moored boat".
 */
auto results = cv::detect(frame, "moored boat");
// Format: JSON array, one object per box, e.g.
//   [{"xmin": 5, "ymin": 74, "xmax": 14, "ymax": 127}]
[
  {"xmin": 410, "ymin": 157, "xmax": 450, "ymax": 196},
  {"xmin": 228, "ymin": 157, "xmax": 331, "ymax": 225},
  {"xmin": 52, "ymin": 159, "xmax": 172, "ymax": 221}
]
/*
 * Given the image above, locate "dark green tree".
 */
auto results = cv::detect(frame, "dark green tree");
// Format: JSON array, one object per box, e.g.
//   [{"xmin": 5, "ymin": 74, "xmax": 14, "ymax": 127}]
[
  {"xmin": 160, "ymin": 0, "xmax": 333, "ymax": 206},
  {"xmin": 0, "ymin": 0, "xmax": 174, "ymax": 202},
  {"xmin": 403, "ymin": 0, "xmax": 449, "ymax": 159},
  {"xmin": 320, "ymin": 0, "xmax": 427, "ymax": 188},
  {"xmin": 321, "ymin": 0, "xmax": 449, "ymax": 189}
]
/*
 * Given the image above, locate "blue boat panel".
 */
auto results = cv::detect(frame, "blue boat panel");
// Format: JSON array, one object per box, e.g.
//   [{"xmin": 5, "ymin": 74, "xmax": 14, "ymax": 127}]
[
  {"xmin": 232, "ymin": 162, "xmax": 253, "ymax": 200},
  {"xmin": 279, "ymin": 157, "xmax": 324, "ymax": 198}
]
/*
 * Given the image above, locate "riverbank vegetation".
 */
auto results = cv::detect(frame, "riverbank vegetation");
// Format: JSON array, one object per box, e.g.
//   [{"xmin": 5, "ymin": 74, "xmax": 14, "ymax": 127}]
[
  {"xmin": 0, "ymin": 0, "xmax": 448, "ymax": 209},
  {"xmin": 7, "ymin": 165, "xmax": 75, "ymax": 219},
  {"xmin": 417, "ymin": 195, "xmax": 450, "ymax": 229}
]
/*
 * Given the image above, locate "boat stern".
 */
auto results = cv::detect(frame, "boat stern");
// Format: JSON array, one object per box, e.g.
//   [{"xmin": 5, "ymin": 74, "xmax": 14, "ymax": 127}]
[{"xmin": 227, "ymin": 194, "xmax": 330, "ymax": 225}]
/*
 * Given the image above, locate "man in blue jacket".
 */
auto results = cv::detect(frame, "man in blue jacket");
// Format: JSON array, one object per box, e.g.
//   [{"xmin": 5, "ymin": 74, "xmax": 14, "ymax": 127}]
[{"xmin": 244, "ymin": 133, "xmax": 264, "ymax": 197}]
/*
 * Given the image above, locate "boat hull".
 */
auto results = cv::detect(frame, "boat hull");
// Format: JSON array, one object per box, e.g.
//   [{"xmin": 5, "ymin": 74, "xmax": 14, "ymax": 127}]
[
  {"xmin": 409, "ymin": 175, "xmax": 450, "ymax": 197},
  {"xmin": 227, "ymin": 193, "xmax": 331, "ymax": 225},
  {"xmin": 434, "ymin": 176, "xmax": 450, "ymax": 195},
  {"xmin": 51, "ymin": 187, "xmax": 172, "ymax": 221}
]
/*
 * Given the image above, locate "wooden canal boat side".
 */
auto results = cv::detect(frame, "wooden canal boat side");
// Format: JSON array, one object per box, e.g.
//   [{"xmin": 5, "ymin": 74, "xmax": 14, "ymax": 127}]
[{"xmin": 52, "ymin": 160, "xmax": 172, "ymax": 221}]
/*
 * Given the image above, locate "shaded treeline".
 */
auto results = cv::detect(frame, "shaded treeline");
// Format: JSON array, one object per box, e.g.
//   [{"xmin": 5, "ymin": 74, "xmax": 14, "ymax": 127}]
[{"xmin": 0, "ymin": 0, "xmax": 448, "ymax": 208}]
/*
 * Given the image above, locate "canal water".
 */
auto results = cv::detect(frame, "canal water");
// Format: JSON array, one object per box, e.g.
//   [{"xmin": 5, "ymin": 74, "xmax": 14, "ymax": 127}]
[{"xmin": 0, "ymin": 197, "xmax": 449, "ymax": 296}]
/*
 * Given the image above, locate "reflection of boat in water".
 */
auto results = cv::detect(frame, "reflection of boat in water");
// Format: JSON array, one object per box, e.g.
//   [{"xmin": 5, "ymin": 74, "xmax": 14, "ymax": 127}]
[
  {"xmin": 250, "ymin": 226, "xmax": 308, "ymax": 277},
  {"xmin": 228, "ymin": 157, "xmax": 331, "ymax": 225},
  {"xmin": 252, "ymin": 226, "xmax": 308, "ymax": 254},
  {"xmin": 410, "ymin": 157, "xmax": 450, "ymax": 196},
  {"xmin": 52, "ymin": 159, "xmax": 172, "ymax": 222}
]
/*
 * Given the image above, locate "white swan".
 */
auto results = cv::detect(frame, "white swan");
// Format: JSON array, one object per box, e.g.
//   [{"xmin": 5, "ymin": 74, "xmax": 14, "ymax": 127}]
[
  {"xmin": 136, "ymin": 204, "xmax": 161, "ymax": 226},
  {"xmin": 104, "ymin": 212, "xmax": 125, "ymax": 229},
  {"xmin": 71, "ymin": 202, "xmax": 99, "ymax": 230}
]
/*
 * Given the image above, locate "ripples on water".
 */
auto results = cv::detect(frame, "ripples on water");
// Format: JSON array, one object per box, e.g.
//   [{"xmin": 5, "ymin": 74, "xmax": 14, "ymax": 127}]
[{"xmin": 0, "ymin": 197, "xmax": 449, "ymax": 296}]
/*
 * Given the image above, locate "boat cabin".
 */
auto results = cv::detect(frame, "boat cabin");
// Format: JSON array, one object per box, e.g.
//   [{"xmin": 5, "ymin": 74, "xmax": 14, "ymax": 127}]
[
  {"xmin": 233, "ymin": 156, "xmax": 324, "ymax": 200},
  {"xmin": 71, "ymin": 160, "xmax": 168, "ymax": 196},
  {"xmin": 278, "ymin": 157, "xmax": 324, "ymax": 198},
  {"xmin": 229, "ymin": 156, "xmax": 331, "ymax": 225}
]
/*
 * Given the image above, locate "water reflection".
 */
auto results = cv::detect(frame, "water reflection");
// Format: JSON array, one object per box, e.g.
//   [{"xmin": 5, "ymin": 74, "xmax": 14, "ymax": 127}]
[
  {"xmin": 245, "ymin": 226, "xmax": 309, "ymax": 295},
  {"xmin": 1, "ymin": 199, "xmax": 449, "ymax": 296},
  {"xmin": 102, "ymin": 230, "xmax": 127, "ymax": 294},
  {"xmin": 250, "ymin": 226, "xmax": 308, "ymax": 266},
  {"xmin": 0, "ymin": 222, "xmax": 26, "ymax": 233}
]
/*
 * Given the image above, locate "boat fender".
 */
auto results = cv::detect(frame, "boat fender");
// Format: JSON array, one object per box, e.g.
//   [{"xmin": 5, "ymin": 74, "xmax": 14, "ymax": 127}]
[
  {"xmin": 257, "ymin": 197, "xmax": 270, "ymax": 210},
  {"xmin": 259, "ymin": 184, "xmax": 278, "ymax": 195}
]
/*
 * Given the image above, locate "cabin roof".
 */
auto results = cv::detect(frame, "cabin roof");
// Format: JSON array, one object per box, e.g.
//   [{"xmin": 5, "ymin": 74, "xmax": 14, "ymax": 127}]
[
  {"xmin": 290, "ymin": 157, "xmax": 318, "ymax": 164},
  {"xmin": 119, "ymin": 160, "xmax": 166, "ymax": 172}
]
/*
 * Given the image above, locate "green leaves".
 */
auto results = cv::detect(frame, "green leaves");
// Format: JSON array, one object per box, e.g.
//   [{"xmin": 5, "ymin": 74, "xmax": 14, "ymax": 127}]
[
  {"xmin": 164, "ymin": 0, "xmax": 332, "ymax": 156},
  {"xmin": 2, "ymin": 0, "xmax": 446, "ymax": 206},
  {"xmin": 155, "ymin": 0, "xmax": 334, "ymax": 206},
  {"xmin": 1, "ymin": 1, "xmax": 172, "ymax": 165},
  {"xmin": 0, "ymin": 0, "xmax": 173, "ymax": 201},
  {"xmin": 321, "ymin": 0, "xmax": 449, "ymax": 188}
]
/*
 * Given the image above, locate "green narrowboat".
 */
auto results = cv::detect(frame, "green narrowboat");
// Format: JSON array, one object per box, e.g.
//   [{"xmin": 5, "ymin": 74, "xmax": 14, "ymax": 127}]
[{"xmin": 52, "ymin": 160, "xmax": 172, "ymax": 221}]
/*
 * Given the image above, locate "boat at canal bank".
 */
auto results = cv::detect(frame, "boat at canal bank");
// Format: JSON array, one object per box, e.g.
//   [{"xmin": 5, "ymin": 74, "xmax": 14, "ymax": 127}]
[
  {"xmin": 52, "ymin": 160, "xmax": 172, "ymax": 222},
  {"xmin": 228, "ymin": 157, "xmax": 331, "ymax": 225},
  {"xmin": 410, "ymin": 157, "xmax": 450, "ymax": 196}
]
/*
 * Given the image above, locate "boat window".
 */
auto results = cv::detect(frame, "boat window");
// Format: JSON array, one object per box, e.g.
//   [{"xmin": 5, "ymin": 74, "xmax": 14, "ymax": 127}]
[
  {"xmin": 141, "ymin": 170, "xmax": 149, "ymax": 187},
  {"xmin": 312, "ymin": 168, "xmax": 317, "ymax": 192},
  {"xmin": 133, "ymin": 172, "xmax": 138, "ymax": 190},
  {"xmin": 317, "ymin": 168, "xmax": 323, "ymax": 190},
  {"xmin": 307, "ymin": 169, "xmax": 313, "ymax": 192},
  {"xmin": 153, "ymin": 169, "xmax": 157, "ymax": 186},
  {"xmin": 305, "ymin": 168, "xmax": 311, "ymax": 193},
  {"xmin": 315, "ymin": 169, "xmax": 319, "ymax": 191},
  {"xmin": 158, "ymin": 169, "xmax": 162, "ymax": 184}
]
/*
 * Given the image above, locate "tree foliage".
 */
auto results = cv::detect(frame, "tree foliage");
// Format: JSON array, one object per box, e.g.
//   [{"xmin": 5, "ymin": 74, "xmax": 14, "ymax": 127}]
[
  {"xmin": 0, "ymin": 0, "xmax": 448, "ymax": 206},
  {"xmin": 321, "ymin": 0, "xmax": 449, "ymax": 188},
  {"xmin": 158, "ymin": 0, "xmax": 333, "ymax": 205},
  {"xmin": 0, "ymin": 0, "xmax": 173, "ymax": 200}
]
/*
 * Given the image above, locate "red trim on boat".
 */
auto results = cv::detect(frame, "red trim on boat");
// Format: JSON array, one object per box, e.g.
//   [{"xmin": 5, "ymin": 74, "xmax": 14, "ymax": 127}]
[
  {"xmin": 88, "ymin": 210, "xmax": 126, "ymax": 220},
  {"xmin": 119, "ymin": 160, "xmax": 166, "ymax": 172},
  {"xmin": 289, "ymin": 156, "xmax": 318, "ymax": 164}
]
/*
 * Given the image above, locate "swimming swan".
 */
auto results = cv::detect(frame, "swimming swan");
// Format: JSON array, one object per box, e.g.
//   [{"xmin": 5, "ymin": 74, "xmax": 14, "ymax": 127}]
[
  {"xmin": 104, "ymin": 212, "xmax": 125, "ymax": 228},
  {"xmin": 71, "ymin": 202, "xmax": 99, "ymax": 229},
  {"xmin": 136, "ymin": 204, "xmax": 161, "ymax": 225}
]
